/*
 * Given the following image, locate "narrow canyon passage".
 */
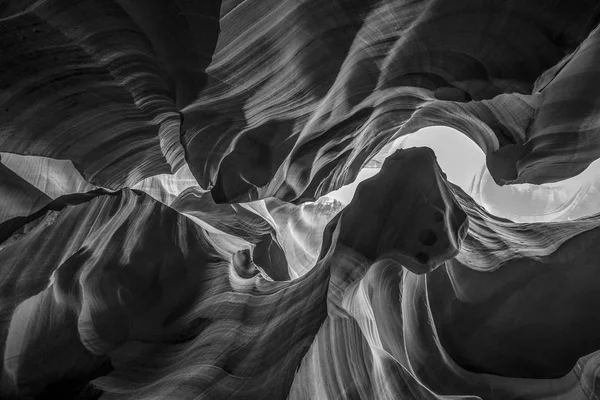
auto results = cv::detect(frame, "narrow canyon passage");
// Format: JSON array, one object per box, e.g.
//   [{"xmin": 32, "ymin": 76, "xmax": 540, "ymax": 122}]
[{"xmin": 3, "ymin": 0, "xmax": 600, "ymax": 399}]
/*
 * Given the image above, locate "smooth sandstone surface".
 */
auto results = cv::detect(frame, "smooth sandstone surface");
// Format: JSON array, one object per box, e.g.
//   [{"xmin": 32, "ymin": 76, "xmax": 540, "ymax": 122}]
[{"xmin": 3, "ymin": 0, "xmax": 600, "ymax": 399}]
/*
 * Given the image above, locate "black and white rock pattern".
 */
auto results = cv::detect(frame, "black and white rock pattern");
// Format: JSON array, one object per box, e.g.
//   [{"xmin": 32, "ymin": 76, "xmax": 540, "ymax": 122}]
[{"xmin": 3, "ymin": 0, "xmax": 600, "ymax": 398}]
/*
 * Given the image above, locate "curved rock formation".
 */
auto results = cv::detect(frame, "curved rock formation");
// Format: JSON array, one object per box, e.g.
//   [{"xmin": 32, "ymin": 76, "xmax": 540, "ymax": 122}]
[
  {"xmin": 3, "ymin": 0, "xmax": 600, "ymax": 399},
  {"xmin": 265, "ymin": 196, "xmax": 344, "ymax": 277},
  {"xmin": 0, "ymin": 189, "xmax": 330, "ymax": 399},
  {"xmin": 1, "ymin": 0, "xmax": 221, "ymax": 188},
  {"xmin": 334, "ymin": 147, "xmax": 469, "ymax": 274},
  {"xmin": 171, "ymin": 187, "xmax": 292, "ymax": 281},
  {"xmin": 3, "ymin": 0, "xmax": 600, "ymax": 199},
  {"xmin": 182, "ymin": 0, "xmax": 600, "ymax": 202}
]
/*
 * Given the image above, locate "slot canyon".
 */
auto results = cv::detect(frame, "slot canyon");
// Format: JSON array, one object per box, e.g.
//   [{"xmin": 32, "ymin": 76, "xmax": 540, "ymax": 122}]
[{"xmin": 2, "ymin": 0, "xmax": 600, "ymax": 398}]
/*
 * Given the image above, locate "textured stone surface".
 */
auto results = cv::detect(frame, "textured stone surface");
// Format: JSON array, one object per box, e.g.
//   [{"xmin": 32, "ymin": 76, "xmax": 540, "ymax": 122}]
[{"xmin": 3, "ymin": 0, "xmax": 600, "ymax": 398}]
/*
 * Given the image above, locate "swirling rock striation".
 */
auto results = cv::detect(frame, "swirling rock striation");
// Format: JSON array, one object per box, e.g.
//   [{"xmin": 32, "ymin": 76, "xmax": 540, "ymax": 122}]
[
  {"xmin": 3, "ymin": 0, "xmax": 600, "ymax": 199},
  {"xmin": 183, "ymin": 0, "xmax": 600, "ymax": 202},
  {"xmin": 3, "ymin": 0, "xmax": 600, "ymax": 399},
  {"xmin": 0, "ymin": 0, "xmax": 221, "ymax": 188},
  {"xmin": 0, "ymin": 189, "xmax": 329, "ymax": 399}
]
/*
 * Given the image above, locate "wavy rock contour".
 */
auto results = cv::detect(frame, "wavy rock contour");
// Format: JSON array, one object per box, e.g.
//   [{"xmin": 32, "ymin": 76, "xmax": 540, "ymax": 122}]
[{"xmin": 3, "ymin": 0, "xmax": 600, "ymax": 399}]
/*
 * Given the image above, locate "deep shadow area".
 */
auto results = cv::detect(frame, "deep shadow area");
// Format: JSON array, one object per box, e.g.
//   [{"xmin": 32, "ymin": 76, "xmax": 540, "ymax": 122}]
[{"xmin": 429, "ymin": 225, "xmax": 600, "ymax": 379}]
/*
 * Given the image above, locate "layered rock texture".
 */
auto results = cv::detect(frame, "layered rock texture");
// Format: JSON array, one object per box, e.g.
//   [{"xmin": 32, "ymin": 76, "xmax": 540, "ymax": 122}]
[{"xmin": 2, "ymin": 0, "xmax": 600, "ymax": 398}]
